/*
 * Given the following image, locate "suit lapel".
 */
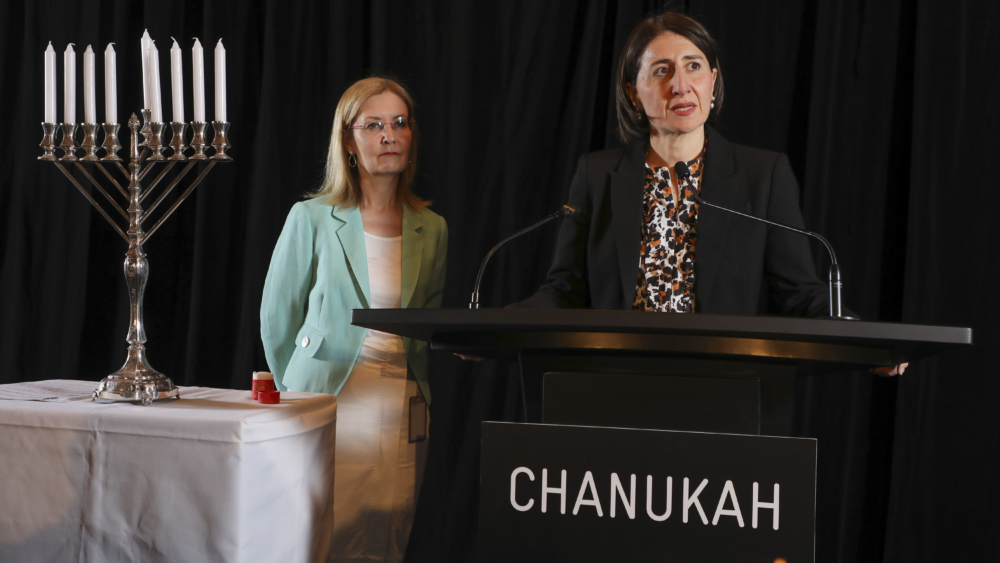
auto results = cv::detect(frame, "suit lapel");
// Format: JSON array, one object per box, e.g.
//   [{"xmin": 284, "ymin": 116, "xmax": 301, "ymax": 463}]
[
  {"xmin": 695, "ymin": 126, "xmax": 738, "ymax": 310},
  {"xmin": 400, "ymin": 206, "xmax": 424, "ymax": 309},
  {"xmin": 609, "ymin": 140, "xmax": 648, "ymax": 308},
  {"xmin": 332, "ymin": 205, "xmax": 371, "ymax": 308}
]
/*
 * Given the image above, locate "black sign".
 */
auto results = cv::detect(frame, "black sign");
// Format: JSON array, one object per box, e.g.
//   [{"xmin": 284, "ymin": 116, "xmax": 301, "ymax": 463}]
[{"xmin": 480, "ymin": 422, "xmax": 816, "ymax": 562}]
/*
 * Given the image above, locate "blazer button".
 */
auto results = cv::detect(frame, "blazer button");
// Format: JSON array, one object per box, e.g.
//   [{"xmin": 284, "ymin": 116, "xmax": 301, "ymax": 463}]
[{"xmin": 301, "ymin": 336, "xmax": 310, "ymax": 347}]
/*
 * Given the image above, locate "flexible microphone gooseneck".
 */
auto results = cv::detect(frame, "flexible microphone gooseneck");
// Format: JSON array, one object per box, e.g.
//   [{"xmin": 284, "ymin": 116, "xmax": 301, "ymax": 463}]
[
  {"xmin": 675, "ymin": 161, "xmax": 855, "ymax": 320},
  {"xmin": 469, "ymin": 204, "xmax": 579, "ymax": 309}
]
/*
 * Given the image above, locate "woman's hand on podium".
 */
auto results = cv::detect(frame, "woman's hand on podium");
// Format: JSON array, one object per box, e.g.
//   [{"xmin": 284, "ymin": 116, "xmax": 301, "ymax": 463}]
[{"xmin": 872, "ymin": 363, "xmax": 909, "ymax": 376}]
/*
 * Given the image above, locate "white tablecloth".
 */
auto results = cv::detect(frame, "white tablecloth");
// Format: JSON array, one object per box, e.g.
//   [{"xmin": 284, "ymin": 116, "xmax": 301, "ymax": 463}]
[{"xmin": 0, "ymin": 385, "xmax": 337, "ymax": 563}]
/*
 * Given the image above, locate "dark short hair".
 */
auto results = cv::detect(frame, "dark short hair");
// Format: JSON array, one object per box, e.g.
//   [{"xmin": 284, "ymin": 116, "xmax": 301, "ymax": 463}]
[{"xmin": 615, "ymin": 12, "xmax": 725, "ymax": 143}]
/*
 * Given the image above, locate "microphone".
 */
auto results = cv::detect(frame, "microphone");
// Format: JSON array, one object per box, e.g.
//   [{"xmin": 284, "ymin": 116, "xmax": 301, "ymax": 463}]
[
  {"xmin": 675, "ymin": 161, "xmax": 855, "ymax": 320},
  {"xmin": 469, "ymin": 204, "xmax": 579, "ymax": 309}
]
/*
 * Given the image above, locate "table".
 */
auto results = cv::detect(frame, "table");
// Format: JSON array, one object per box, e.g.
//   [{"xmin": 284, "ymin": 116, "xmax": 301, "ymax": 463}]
[{"xmin": 0, "ymin": 385, "xmax": 337, "ymax": 563}]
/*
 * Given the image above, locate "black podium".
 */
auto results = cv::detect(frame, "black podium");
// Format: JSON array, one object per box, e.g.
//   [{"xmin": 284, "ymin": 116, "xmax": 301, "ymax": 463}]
[
  {"xmin": 352, "ymin": 309, "xmax": 971, "ymax": 561},
  {"xmin": 352, "ymin": 309, "xmax": 972, "ymax": 436}
]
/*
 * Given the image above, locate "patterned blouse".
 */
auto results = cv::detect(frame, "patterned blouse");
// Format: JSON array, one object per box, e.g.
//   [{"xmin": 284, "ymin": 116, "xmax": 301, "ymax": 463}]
[{"xmin": 632, "ymin": 148, "xmax": 706, "ymax": 313}]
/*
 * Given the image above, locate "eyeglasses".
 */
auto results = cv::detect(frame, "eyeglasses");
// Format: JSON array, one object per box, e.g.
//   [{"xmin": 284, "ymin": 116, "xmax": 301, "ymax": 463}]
[{"xmin": 347, "ymin": 116, "xmax": 415, "ymax": 135}]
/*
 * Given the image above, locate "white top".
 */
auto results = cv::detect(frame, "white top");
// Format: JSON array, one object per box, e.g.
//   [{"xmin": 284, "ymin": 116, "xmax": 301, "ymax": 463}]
[
  {"xmin": 364, "ymin": 231, "xmax": 402, "ymax": 309},
  {"xmin": 358, "ymin": 231, "xmax": 404, "ymax": 355}
]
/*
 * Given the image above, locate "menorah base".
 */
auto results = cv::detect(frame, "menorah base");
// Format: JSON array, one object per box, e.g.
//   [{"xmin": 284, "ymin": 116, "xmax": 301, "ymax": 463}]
[
  {"xmin": 92, "ymin": 347, "xmax": 180, "ymax": 405},
  {"xmin": 93, "ymin": 376, "xmax": 180, "ymax": 405}
]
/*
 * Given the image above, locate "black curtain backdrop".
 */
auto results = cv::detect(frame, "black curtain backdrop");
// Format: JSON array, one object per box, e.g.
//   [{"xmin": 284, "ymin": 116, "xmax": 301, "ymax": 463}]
[{"xmin": 1, "ymin": 1, "xmax": 998, "ymax": 561}]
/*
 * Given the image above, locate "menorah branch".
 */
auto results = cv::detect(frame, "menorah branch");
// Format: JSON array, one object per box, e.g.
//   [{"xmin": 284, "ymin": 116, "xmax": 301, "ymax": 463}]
[
  {"xmin": 138, "ymin": 159, "xmax": 159, "ymax": 183},
  {"xmin": 114, "ymin": 161, "xmax": 131, "ymax": 183},
  {"xmin": 73, "ymin": 162, "xmax": 129, "ymax": 220},
  {"xmin": 53, "ymin": 161, "xmax": 129, "ymax": 243},
  {"xmin": 140, "ymin": 161, "xmax": 178, "ymax": 203},
  {"xmin": 141, "ymin": 160, "xmax": 216, "ymax": 244},
  {"xmin": 141, "ymin": 160, "xmax": 196, "ymax": 223},
  {"xmin": 94, "ymin": 162, "xmax": 129, "ymax": 199}
]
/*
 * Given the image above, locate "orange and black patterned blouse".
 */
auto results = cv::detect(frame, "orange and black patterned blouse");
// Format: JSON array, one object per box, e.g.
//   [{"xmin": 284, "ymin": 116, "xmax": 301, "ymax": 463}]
[{"xmin": 632, "ymin": 148, "xmax": 706, "ymax": 312}]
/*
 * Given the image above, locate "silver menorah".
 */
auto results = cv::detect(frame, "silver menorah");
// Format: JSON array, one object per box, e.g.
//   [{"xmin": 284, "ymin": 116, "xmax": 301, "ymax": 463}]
[{"xmin": 39, "ymin": 111, "xmax": 231, "ymax": 405}]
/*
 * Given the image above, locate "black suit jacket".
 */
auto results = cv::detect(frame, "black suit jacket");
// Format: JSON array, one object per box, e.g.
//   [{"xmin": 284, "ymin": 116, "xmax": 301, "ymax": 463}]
[{"xmin": 521, "ymin": 126, "xmax": 830, "ymax": 316}]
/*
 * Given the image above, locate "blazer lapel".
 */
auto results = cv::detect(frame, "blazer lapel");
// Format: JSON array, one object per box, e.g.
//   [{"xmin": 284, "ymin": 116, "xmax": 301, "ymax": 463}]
[
  {"xmin": 695, "ymin": 126, "xmax": 739, "ymax": 310},
  {"xmin": 400, "ymin": 207, "xmax": 424, "ymax": 309},
  {"xmin": 332, "ymin": 206, "xmax": 371, "ymax": 308},
  {"xmin": 609, "ymin": 140, "xmax": 648, "ymax": 308}
]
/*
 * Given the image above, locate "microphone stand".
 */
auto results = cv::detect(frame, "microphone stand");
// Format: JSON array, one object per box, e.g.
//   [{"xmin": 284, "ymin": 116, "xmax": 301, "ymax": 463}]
[
  {"xmin": 469, "ymin": 204, "xmax": 578, "ymax": 309},
  {"xmin": 687, "ymin": 190, "xmax": 856, "ymax": 320}
]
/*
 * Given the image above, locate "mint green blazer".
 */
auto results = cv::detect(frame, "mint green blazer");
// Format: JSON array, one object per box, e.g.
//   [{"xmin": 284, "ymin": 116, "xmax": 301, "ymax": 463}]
[{"xmin": 260, "ymin": 198, "xmax": 448, "ymax": 403}]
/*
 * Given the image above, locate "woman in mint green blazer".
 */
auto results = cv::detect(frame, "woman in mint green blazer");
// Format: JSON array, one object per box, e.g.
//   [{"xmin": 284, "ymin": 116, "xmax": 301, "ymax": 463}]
[
  {"xmin": 260, "ymin": 77, "xmax": 446, "ymax": 560},
  {"xmin": 259, "ymin": 198, "xmax": 446, "ymax": 400},
  {"xmin": 260, "ymin": 81, "xmax": 447, "ymax": 403}
]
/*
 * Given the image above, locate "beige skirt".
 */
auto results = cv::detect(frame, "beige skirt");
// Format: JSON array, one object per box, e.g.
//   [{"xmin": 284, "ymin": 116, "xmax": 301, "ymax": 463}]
[{"xmin": 329, "ymin": 331, "xmax": 428, "ymax": 563}]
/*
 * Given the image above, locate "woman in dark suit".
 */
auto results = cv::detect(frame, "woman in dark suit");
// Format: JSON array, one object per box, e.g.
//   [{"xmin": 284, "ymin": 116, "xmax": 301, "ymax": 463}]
[
  {"xmin": 521, "ymin": 12, "xmax": 906, "ymax": 375},
  {"xmin": 525, "ymin": 12, "xmax": 831, "ymax": 318}
]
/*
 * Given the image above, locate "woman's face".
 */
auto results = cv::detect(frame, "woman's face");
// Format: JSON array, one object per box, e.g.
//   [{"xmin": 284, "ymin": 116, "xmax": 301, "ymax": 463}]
[
  {"xmin": 628, "ymin": 32, "xmax": 717, "ymax": 137},
  {"xmin": 345, "ymin": 91, "xmax": 412, "ymax": 178}
]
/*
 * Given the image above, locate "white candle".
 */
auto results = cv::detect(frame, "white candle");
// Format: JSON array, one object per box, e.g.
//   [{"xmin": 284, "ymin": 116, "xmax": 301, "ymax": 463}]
[
  {"xmin": 141, "ymin": 30, "xmax": 151, "ymax": 109},
  {"xmin": 192, "ymin": 38, "xmax": 205, "ymax": 122},
  {"xmin": 105, "ymin": 43, "xmax": 117, "ymax": 124},
  {"xmin": 44, "ymin": 42, "xmax": 56, "ymax": 123},
  {"xmin": 214, "ymin": 39, "xmax": 226, "ymax": 122},
  {"xmin": 64, "ymin": 43, "xmax": 76, "ymax": 124},
  {"xmin": 83, "ymin": 45, "xmax": 96, "ymax": 124},
  {"xmin": 170, "ymin": 38, "xmax": 184, "ymax": 122},
  {"xmin": 148, "ymin": 41, "xmax": 162, "ymax": 122}
]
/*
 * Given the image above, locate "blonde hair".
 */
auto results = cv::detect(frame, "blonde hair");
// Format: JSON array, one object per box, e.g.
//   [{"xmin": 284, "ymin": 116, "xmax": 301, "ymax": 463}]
[{"xmin": 309, "ymin": 77, "xmax": 428, "ymax": 210}]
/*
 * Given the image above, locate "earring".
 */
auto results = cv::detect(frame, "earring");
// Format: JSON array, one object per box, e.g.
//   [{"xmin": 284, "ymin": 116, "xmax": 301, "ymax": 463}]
[
  {"xmin": 711, "ymin": 96, "xmax": 716, "ymax": 110},
  {"xmin": 348, "ymin": 153, "xmax": 357, "ymax": 168}
]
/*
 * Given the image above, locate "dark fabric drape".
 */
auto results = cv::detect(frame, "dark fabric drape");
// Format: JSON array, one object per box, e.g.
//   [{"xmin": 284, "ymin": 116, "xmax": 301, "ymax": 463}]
[{"xmin": 1, "ymin": 1, "xmax": 997, "ymax": 561}]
